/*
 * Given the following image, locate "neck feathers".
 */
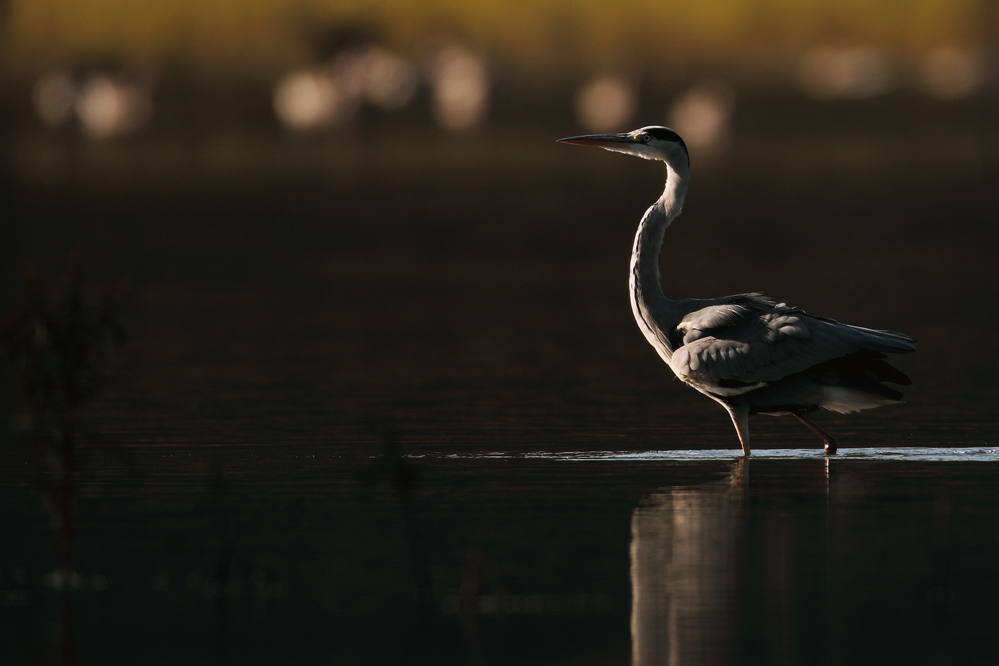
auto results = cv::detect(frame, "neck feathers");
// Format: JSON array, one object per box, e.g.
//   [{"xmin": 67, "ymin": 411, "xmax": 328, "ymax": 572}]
[{"xmin": 629, "ymin": 163, "xmax": 688, "ymax": 361}]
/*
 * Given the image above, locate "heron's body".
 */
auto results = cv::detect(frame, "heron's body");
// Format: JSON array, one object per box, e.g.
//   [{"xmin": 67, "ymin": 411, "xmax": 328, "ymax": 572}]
[{"xmin": 560, "ymin": 126, "xmax": 914, "ymax": 455}]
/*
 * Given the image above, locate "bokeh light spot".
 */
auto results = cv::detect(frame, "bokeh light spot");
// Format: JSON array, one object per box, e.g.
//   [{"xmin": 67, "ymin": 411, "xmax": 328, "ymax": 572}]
[
  {"xmin": 426, "ymin": 43, "xmax": 490, "ymax": 132},
  {"xmin": 273, "ymin": 70, "xmax": 342, "ymax": 131},
  {"xmin": 33, "ymin": 70, "xmax": 76, "ymax": 128},
  {"xmin": 575, "ymin": 76, "xmax": 636, "ymax": 132},
  {"xmin": 920, "ymin": 48, "xmax": 983, "ymax": 100},
  {"xmin": 75, "ymin": 74, "xmax": 154, "ymax": 138},
  {"xmin": 798, "ymin": 47, "xmax": 892, "ymax": 100},
  {"xmin": 667, "ymin": 81, "xmax": 735, "ymax": 158}
]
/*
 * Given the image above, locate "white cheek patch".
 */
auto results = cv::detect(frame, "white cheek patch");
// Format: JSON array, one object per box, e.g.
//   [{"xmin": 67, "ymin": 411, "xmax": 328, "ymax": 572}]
[{"xmin": 600, "ymin": 144, "xmax": 659, "ymax": 161}]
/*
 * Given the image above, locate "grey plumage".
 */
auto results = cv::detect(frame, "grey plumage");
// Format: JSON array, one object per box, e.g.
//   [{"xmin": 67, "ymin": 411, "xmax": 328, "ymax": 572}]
[{"xmin": 558, "ymin": 126, "xmax": 914, "ymax": 455}]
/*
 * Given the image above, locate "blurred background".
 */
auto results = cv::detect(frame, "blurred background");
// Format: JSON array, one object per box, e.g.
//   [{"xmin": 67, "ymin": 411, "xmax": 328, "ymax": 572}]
[{"xmin": 2, "ymin": 1, "xmax": 999, "ymax": 665}]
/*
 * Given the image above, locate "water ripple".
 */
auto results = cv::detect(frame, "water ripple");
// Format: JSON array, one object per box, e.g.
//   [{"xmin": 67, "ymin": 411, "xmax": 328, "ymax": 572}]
[{"xmin": 414, "ymin": 447, "xmax": 999, "ymax": 462}]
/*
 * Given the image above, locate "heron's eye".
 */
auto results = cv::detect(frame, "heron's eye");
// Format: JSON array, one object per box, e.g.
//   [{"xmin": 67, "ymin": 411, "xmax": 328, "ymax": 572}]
[{"xmin": 642, "ymin": 134, "xmax": 651, "ymax": 142}]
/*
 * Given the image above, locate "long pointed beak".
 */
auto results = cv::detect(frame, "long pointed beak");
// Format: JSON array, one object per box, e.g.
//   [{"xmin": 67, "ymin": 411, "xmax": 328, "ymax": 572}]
[{"xmin": 557, "ymin": 132, "xmax": 637, "ymax": 147}]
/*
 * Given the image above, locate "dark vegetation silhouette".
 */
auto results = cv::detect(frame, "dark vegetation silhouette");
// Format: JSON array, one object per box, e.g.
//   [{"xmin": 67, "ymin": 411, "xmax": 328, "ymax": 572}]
[{"xmin": 2, "ymin": 254, "xmax": 130, "ymax": 666}]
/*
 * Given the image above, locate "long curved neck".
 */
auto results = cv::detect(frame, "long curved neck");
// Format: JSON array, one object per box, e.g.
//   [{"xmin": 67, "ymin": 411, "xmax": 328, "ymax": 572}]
[{"xmin": 629, "ymin": 162, "xmax": 688, "ymax": 361}]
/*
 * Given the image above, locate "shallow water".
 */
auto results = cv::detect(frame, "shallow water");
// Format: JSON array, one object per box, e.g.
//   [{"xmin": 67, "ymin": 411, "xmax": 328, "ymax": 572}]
[
  {"xmin": 420, "ymin": 447, "xmax": 999, "ymax": 461},
  {"xmin": 6, "ymin": 445, "xmax": 999, "ymax": 665},
  {"xmin": 2, "ymin": 118, "xmax": 999, "ymax": 664}
]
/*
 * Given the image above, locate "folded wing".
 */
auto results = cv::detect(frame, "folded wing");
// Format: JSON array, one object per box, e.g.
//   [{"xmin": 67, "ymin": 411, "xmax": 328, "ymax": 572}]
[{"xmin": 669, "ymin": 297, "xmax": 914, "ymax": 395}]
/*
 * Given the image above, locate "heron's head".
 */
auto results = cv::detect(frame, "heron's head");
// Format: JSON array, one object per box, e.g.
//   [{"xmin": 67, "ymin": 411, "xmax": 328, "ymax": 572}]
[{"xmin": 558, "ymin": 126, "xmax": 689, "ymax": 172}]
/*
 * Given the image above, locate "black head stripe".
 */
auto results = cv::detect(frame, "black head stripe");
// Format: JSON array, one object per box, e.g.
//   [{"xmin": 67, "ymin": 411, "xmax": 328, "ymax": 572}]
[
  {"xmin": 643, "ymin": 126, "xmax": 689, "ymax": 166},
  {"xmin": 644, "ymin": 126, "xmax": 680, "ymax": 142},
  {"xmin": 647, "ymin": 127, "xmax": 687, "ymax": 149}
]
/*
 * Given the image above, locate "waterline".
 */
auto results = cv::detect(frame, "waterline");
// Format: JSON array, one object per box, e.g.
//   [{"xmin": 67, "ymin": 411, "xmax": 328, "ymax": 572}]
[{"xmin": 412, "ymin": 446, "xmax": 999, "ymax": 462}]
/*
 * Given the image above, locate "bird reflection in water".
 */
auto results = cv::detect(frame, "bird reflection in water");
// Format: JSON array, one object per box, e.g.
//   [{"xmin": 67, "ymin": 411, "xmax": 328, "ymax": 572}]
[
  {"xmin": 633, "ymin": 458, "xmax": 836, "ymax": 666},
  {"xmin": 631, "ymin": 460, "xmax": 748, "ymax": 666},
  {"xmin": 630, "ymin": 453, "xmax": 974, "ymax": 666}
]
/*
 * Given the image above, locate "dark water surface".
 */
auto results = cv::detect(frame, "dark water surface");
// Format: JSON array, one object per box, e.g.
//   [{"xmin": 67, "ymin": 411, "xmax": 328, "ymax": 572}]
[{"xmin": 3, "ymin": 117, "xmax": 999, "ymax": 664}]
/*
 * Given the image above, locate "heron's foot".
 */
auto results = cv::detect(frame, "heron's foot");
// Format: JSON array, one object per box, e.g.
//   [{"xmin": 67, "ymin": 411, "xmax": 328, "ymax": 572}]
[{"xmin": 793, "ymin": 413, "xmax": 838, "ymax": 455}]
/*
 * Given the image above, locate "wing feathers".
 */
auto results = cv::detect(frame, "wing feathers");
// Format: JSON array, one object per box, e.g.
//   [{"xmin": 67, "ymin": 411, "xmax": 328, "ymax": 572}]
[{"xmin": 669, "ymin": 298, "xmax": 914, "ymax": 394}]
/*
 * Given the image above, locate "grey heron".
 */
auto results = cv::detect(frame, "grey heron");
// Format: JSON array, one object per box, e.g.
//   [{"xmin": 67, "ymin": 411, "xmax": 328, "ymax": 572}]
[{"xmin": 558, "ymin": 126, "xmax": 914, "ymax": 455}]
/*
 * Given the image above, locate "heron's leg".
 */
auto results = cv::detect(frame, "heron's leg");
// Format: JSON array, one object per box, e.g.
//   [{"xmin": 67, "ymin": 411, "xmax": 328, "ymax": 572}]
[
  {"xmin": 725, "ymin": 404, "xmax": 751, "ymax": 456},
  {"xmin": 793, "ymin": 414, "xmax": 838, "ymax": 455}
]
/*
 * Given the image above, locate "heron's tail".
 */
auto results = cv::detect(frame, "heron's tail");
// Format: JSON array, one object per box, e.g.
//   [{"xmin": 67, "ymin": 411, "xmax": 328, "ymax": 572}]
[{"xmin": 845, "ymin": 324, "xmax": 916, "ymax": 355}]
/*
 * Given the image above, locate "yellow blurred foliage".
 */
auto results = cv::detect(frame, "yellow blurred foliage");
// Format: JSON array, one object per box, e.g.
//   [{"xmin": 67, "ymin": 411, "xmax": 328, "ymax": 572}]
[{"xmin": 1, "ymin": 0, "xmax": 992, "ymax": 78}]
